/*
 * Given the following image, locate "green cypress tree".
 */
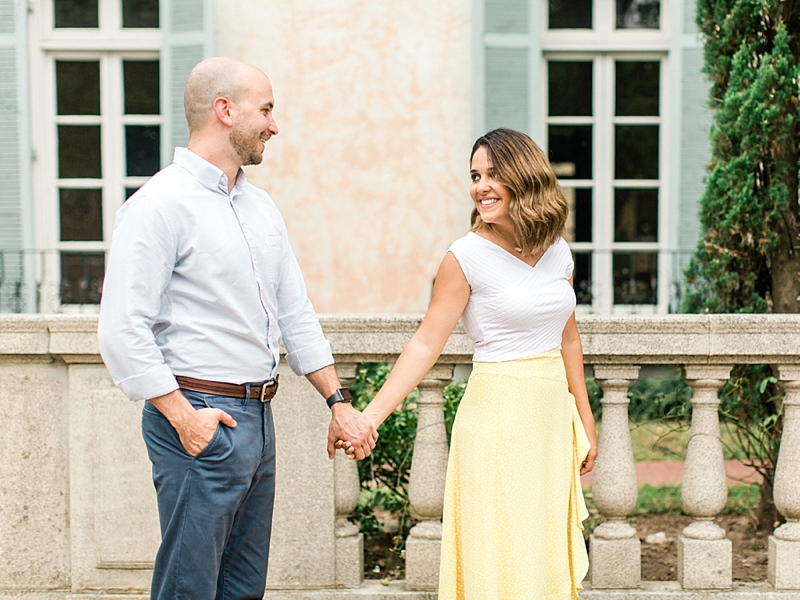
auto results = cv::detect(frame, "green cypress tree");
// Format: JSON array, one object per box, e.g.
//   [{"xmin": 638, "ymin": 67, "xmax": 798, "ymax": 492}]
[
  {"xmin": 684, "ymin": 0, "xmax": 800, "ymax": 313},
  {"xmin": 684, "ymin": 0, "xmax": 800, "ymax": 529}
]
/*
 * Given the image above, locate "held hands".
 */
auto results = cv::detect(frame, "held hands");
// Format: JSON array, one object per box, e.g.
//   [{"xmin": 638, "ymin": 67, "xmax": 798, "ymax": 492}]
[
  {"xmin": 580, "ymin": 445, "xmax": 598, "ymax": 476},
  {"xmin": 327, "ymin": 402, "xmax": 378, "ymax": 460}
]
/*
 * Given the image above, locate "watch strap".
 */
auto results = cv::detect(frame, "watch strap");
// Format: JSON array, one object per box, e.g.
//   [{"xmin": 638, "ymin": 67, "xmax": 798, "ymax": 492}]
[{"xmin": 326, "ymin": 388, "xmax": 353, "ymax": 409}]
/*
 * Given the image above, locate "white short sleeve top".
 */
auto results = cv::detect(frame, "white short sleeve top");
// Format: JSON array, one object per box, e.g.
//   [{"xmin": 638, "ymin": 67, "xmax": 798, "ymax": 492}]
[{"xmin": 447, "ymin": 232, "xmax": 576, "ymax": 362}]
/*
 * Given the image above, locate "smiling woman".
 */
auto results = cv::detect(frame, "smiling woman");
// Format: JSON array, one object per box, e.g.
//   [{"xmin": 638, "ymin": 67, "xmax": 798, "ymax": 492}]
[
  {"xmin": 468, "ymin": 128, "xmax": 569, "ymax": 261},
  {"xmin": 354, "ymin": 128, "xmax": 598, "ymax": 600}
]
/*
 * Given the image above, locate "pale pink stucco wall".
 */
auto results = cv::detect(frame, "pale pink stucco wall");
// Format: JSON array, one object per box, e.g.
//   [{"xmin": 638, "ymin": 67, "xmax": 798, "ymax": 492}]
[{"xmin": 216, "ymin": 0, "xmax": 473, "ymax": 313}]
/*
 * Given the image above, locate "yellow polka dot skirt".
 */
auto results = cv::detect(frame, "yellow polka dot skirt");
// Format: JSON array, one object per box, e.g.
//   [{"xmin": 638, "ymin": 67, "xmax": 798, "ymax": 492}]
[{"xmin": 438, "ymin": 349, "xmax": 591, "ymax": 600}]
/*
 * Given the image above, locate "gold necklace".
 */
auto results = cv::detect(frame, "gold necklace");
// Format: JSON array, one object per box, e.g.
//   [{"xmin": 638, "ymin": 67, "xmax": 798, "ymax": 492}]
[{"xmin": 489, "ymin": 225, "xmax": 523, "ymax": 253}]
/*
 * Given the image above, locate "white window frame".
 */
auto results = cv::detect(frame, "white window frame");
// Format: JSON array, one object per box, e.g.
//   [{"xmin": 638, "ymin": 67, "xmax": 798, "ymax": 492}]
[
  {"xmin": 541, "ymin": 0, "xmax": 671, "ymax": 314},
  {"xmin": 29, "ymin": 0, "xmax": 160, "ymax": 313}
]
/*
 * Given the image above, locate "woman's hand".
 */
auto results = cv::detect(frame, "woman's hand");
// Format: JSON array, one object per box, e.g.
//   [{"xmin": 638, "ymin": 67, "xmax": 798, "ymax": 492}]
[
  {"xmin": 334, "ymin": 439, "xmax": 357, "ymax": 458},
  {"xmin": 580, "ymin": 445, "xmax": 598, "ymax": 475}
]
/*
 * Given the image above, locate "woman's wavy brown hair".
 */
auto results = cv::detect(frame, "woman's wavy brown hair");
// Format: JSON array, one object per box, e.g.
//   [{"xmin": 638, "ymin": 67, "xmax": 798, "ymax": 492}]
[{"xmin": 470, "ymin": 128, "xmax": 568, "ymax": 257}]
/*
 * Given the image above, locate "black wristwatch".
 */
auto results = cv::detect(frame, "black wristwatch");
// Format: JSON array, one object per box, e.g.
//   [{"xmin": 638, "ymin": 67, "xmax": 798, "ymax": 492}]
[{"xmin": 326, "ymin": 388, "xmax": 353, "ymax": 409}]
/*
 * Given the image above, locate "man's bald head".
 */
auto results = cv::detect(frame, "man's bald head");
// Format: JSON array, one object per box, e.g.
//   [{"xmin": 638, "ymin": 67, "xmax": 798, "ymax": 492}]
[{"xmin": 184, "ymin": 58, "xmax": 269, "ymax": 133}]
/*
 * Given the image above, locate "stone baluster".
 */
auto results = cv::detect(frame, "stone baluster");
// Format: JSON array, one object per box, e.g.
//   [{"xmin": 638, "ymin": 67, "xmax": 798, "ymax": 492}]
[
  {"xmin": 405, "ymin": 363, "xmax": 453, "ymax": 591},
  {"xmin": 333, "ymin": 362, "xmax": 362, "ymax": 587},
  {"xmin": 590, "ymin": 365, "xmax": 641, "ymax": 589},
  {"xmin": 769, "ymin": 365, "xmax": 800, "ymax": 590},
  {"xmin": 678, "ymin": 365, "xmax": 732, "ymax": 590}
]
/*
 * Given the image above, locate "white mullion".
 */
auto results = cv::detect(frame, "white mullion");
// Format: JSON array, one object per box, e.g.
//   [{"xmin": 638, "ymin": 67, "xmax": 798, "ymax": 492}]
[
  {"xmin": 614, "ymin": 179, "xmax": 660, "ymax": 188},
  {"xmin": 595, "ymin": 0, "xmax": 613, "ymax": 36},
  {"xmin": 658, "ymin": 54, "xmax": 672, "ymax": 311},
  {"xmin": 547, "ymin": 116, "xmax": 595, "ymax": 125},
  {"xmin": 594, "ymin": 55, "xmax": 614, "ymax": 313},
  {"xmin": 53, "ymin": 115, "xmax": 103, "ymax": 125},
  {"xmin": 612, "ymin": 115, "xmax": 662, "ymax": 125}
]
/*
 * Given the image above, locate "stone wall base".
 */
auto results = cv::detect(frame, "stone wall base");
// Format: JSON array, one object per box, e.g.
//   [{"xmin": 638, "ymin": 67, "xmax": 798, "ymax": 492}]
[
  {"xmin": 677, "ymin": 535, "xmax": 732, "ymax": 590},
  {"xmin": 404, "ymin": 536, "xmax": 441, "ymax": 591},
  {"xmin": 590, "ymin": 535, "xmax": 642, "ymax": 589},
  {"xmin": 769, "ymin": 536, "xmax": 800, "ymax": 590},
  {"xmin": 4, "ymin": 582, "xmax": 800, "ymax": 600},
  {"xmin": 335, "ymin": 532, "xmax": 364, "ymax": 587}
]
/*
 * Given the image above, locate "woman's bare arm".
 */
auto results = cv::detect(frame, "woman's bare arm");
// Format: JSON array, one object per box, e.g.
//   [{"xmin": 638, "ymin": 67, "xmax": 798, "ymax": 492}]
[
  {"xmin": 561, "ymin": 306, "xmax": 598, "ymax": 475},
  {"xmin": 361, "ymin": 252, "xmax": 470, "ymax": 428}
]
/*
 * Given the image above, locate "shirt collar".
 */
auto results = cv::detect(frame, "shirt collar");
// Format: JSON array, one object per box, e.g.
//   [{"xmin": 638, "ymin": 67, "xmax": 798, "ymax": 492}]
[{"xmin": 172, "ymin": 147, "xmax": 248, "ymax": 194}]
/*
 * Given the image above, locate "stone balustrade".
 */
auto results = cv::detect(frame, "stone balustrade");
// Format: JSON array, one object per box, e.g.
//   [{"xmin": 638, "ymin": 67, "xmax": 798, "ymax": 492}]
[{"xmin": 2, "ymin": 314, "xmax": 800, "ymax": 599}]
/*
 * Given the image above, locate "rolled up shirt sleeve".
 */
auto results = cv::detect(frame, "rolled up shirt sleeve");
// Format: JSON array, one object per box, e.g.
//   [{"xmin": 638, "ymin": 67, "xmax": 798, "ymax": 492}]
[
  {"xmin": 97, "ymin": 195, "xmax": 180, "ymax": 401},
  {"xmin": 275, "ymin": 230, "xmax": 334, "ymax": 376}
]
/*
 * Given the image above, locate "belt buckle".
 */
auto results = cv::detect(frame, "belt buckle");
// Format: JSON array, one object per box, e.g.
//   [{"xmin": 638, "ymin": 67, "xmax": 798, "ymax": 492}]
[{"xmin": 259, "ymin": 377, "xmax": 278, "ymax": 403}]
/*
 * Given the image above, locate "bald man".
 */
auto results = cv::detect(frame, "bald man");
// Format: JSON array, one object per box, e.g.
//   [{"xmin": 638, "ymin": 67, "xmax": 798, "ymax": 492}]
[{"xmin": 98, "ymin": 58, "xmax": 377, "ymax": 600}]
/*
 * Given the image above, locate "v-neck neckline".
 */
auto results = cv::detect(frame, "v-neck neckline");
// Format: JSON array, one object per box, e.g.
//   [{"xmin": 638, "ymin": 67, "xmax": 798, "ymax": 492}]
[{"xmin": 468, "ymin": 231, "xmax": 552, "ymax": 271}]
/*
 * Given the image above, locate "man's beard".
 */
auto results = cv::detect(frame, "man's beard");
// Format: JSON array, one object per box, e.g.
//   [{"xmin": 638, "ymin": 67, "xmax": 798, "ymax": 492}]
[{"xmin": 230, "ymin": 121, "xmax": 264, "ymax": 166}]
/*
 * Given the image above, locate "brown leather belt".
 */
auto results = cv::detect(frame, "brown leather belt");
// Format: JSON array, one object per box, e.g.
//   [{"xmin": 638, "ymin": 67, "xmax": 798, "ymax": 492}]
[{"xmin": 175, "ymin": 375, "xmax": 279, "ymax": 403}]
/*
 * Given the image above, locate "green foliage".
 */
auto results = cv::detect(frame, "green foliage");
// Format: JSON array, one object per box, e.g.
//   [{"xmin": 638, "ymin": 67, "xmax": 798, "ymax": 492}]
[
  {"xmin": 684, "ymin": 1, "xmax": 800, "ymax": 312},
  {"xmin": 350, "ymin": 364, "xmax": 469, "ymax": 538},
  {"xmin": 351, "ymin": 363, "xmax": 417, "ymax": 537},
  {"xmin": 627, "ymin": 371, "xmax": 693, "ymax": 422},
  {"xmin": 717, "ymin": 365, "xmax": 783, "ymax": 481}
]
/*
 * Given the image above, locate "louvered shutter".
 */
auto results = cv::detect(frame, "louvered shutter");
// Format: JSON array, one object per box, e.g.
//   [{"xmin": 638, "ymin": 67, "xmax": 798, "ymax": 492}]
[
  {"xmin": 477, "ymin": 0, "xmax": 542, "ymax": 139},
  {"xmin": 676, "ymin": 50, "xmax": 711, "ymax": 266},
  {"xmin": 0, "ymin": 0, "xmax": 34, "ymax": 312},
  {"xmin": 160, "ymin": 0, "xmax": 215, "ymax": 166}
]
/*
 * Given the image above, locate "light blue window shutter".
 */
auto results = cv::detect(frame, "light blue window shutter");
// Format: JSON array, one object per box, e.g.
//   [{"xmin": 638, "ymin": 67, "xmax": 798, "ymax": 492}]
[
  {"xmin": 678, "ymin": 46, "xmax": 712, "ymax": 263},
  {"xmin": 0, "ymin": 0, "xmax": 34, "ymax": 312},
  {"xmin": 477, "ymin": 0, "xmax": 537, "ymax": 138},
  {"xmin": 160, "ymin": 0, "xmax": 214, "ymax": 166}
]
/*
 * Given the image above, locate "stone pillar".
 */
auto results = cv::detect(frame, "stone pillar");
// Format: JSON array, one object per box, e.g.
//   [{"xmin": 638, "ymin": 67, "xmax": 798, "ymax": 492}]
[
  {"xmin": 769, "ymin": 365, "xmax": 800, "ymax": 590},
  {"xmin": 405, "ymin": 363, "xmax": 453, "ymax": 591},
  {"xmin": 333, "ymin": 362, "xmax": 363, "ymax": 587},
  {"xmin": 590, "ymin": 365, "xmax": 641, "ymax": 589},
  {"xmin": 678, "ymin": 365, "xmax": 732, "ymax": 590}
]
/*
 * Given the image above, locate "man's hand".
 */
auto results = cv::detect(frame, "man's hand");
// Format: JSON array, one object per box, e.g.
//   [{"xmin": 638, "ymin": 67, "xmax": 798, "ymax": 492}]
[
  {"xmin": 327, "ymin": 402, "xmax": 378, "ymax": 460},
  {"xmin": 149, "ymin": 389, "xmax": 237, "ymax": 457}
]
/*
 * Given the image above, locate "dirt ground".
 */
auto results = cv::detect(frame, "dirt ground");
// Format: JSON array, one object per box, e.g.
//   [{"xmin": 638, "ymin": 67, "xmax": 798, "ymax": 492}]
[
  {"xmin": 364, "ymin": 514, "xmax": 770, "ymax": 582},
  {"xmin": 634, "ymin": 513, "xmax": 769, "ymax": 582}
]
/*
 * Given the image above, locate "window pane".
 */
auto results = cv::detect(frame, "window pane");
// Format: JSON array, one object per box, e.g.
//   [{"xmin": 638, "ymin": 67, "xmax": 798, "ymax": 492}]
[
  {"xmin": 562, "ymin": 188, "xmax": 592, "ymax": 243},
  {"xmin": 615, "ymin": 188, "xmax": 658, "ymax": 242},
  {"xmin": 486, "ymin": 0, "xmax": 527, "ymax": 34},
  {"xmin": 617, "ymin": 0, "xmax": 660, "ymax": 28},
  {"xmin": 574, "ymin": 252, "xmax": 592, "ymax": 305},
  {"xmin": 56, "ymin": 61, "xmax": 100, "ymax": 116},
  {"xmin": 615, "ymin": 125, "xmax": 658, "ymax": 179},
  {"xmin": 549, "ymin": 0, "xmax": 592, "ymax": 28},
  {"xmin": 59, "ymin": 189, "xmax": 103, "ymax": 241},
  {"xmin": 126, "ymin": 125, "xmax": 160, "ymax": 176},
  {"xmin": 548, "ymin": 126, "xmax": 592, "ymax": 179},
  {"xmin": 616, "ymin": 61, "xmax": 659, "ymax": 116},
  {"xmin": 58, "ymin": 125, "xmax": 102, "ymax": 178},
  {"xmin": 125, "ymin": 187, "xmax": 140, "ymax": 200},
  {"xmin": 54, "ymin": 0, "xmax": 98, "ymax": 27},
  {"xmin": 124, "ymin": 60, "xmax": 160, "ymax": 114},
  {"xmin": 60, "ymin": 252, "xmax": 105, "ymax": 305},
  {"xmin": 122, "ymin": 0, "xmax": 159, "ymax": 27},
  {"xmin": 613, "ymin": 252, "xmax": 657, "ymax": 304},
  {"xmin": 549, "ymin": 62, "xmax": 592, "ymax": 117}
]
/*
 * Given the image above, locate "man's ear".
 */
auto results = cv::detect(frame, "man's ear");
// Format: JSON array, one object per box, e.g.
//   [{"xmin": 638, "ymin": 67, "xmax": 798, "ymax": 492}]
[{"xmin": 212, "ymin": 96, "xmax": 234, "ymax": 127}]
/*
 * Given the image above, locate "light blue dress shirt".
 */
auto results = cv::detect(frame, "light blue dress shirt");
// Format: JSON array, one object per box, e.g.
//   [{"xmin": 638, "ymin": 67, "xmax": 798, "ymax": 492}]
[{"xmin": 98, "ymin": 148, "xmax": 334, "ymax": 402}]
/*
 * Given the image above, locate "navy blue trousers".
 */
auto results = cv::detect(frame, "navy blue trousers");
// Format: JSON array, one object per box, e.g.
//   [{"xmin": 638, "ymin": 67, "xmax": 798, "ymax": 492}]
[{"xmin": 141, "ymin": 390, "xmax": 276, "ymax": 600}]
